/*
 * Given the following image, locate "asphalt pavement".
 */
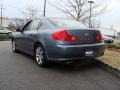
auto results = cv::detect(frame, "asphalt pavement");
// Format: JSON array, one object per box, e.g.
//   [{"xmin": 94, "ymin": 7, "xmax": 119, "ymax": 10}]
[{"xmin": 0, "ymin": 41, "xmax": 120, "ymax": 90}]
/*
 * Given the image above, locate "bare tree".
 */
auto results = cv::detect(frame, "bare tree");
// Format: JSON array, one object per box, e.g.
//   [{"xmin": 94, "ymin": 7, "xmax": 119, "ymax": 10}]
[
  {"xmin": 22, "ymin": 7, "xmax": 40, "ymax": 21},
  {"xmin": 49, "ymin": 0, "xmax": 106, "ymax": 26},
  {"xmin": 8, "ymin": 18, "xmax": 25, "ymax": 30},
  {"xmin": 91, "ymin": 19, "xmax": 101, "ymax": 29}
]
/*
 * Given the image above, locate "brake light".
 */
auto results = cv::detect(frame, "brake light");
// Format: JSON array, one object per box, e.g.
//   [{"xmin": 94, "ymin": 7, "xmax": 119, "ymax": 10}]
[
  {"xmin": 52, "ymin": 29, "xmax": 77, "ymax": 41},
  {"xmin": 96, "ymin": 32, "xmax": 103, "ymax": 41}
]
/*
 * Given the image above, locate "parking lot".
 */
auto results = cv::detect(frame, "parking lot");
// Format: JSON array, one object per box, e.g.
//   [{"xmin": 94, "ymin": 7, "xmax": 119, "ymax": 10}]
[{"xmin": 0, "ymin": 41, "xmax": 120, "ymax": 90}]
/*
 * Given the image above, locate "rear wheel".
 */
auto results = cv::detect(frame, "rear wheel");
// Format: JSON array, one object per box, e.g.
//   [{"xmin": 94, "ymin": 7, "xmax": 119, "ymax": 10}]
[{"xmin": 35, "ymin": 44, "xmax": 48, "ymax": 67}]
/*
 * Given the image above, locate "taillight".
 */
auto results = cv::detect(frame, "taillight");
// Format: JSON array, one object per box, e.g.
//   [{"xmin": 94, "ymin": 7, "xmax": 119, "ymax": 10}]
[
  {"xmin": 96, "ymin": 32, "xmax": 103, "ymax": 41},
  {"xmin": 52, "ymin": 29, "xmax": 77, "ymax": 41}
]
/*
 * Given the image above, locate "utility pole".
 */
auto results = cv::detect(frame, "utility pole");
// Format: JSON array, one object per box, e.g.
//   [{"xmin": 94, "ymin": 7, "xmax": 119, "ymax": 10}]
[
  {"xmin": 114, "ymin": 29, "xmax": 116, "ymax": 39},
  {"xmin": 111, "ymin": 25, "xmax": 116, "ymax": 38},
  {"xmin": 43, "ymin": 0, "xmax": 46, "ymax": 17},
  {"xmin": 88, "ymin": 1, "xmax": 94, "ymax": 28},
  {"xmin": 0, "ymin": 4, "xmax": 4, "ymax": 28}
]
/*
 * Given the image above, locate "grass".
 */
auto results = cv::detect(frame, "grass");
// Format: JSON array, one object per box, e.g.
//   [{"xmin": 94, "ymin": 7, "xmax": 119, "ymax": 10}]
[
  {"xmin": 117, "ymin": 43, "xmax": 120, "ymax": 45},
  {"xmin": 106, "ymin": 43, "xmax": 120, "ymax": 49},
  {"xmin": 0, "ymin": 34, "xmax": 11, "ymax": 41},
  {"xmin": 98, "ymin": 50, "xmax": 120, "ymax": 70}
]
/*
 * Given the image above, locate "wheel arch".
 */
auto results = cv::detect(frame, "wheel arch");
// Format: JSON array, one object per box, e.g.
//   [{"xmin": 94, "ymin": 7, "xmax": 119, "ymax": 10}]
[
  {"xmin": 33, "ymin": 41, "xmax": 49, "ymax": 60},
  {"xmin": 34, "ymin": 41, "xmax": 45, "ymax": 55}
]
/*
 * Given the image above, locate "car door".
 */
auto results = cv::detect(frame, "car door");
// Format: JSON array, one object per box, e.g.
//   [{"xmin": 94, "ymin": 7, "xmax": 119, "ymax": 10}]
[
  {"xmin": 16, "ymin": 21, "xmax": 32, "ymax": 51},
  {"xmin": 22, "ymin": 19, "xmax": 42, "ymax": 55}
]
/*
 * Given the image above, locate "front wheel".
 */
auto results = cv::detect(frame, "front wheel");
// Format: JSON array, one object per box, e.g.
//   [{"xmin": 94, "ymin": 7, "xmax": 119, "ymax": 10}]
[
  {"xmin": 35, "ymin": 44, "xmax": 48, "ymax": 67},
  {"xmin": 12, "ymin": 40, "xmax": 18, "ymax": 52}
]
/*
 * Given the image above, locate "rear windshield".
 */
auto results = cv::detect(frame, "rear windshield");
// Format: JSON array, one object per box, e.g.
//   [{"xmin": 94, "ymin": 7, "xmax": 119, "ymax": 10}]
[{"xmin": 48, "ymin": 19, "xmax": 87, "ymax": 29}]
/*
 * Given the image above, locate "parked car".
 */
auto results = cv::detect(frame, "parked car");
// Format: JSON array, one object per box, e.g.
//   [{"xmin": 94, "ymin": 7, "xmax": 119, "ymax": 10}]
[
  {"xmin": 0, "ymin": 28, "xmax": 12, "ymax": 35},
  {"xmin": 11, "ymin": 18, "xmax": 105, "ymax": 67},
  {"xmin": 103, "ymin": 35, "xmax": 114, "ymax": 43}
]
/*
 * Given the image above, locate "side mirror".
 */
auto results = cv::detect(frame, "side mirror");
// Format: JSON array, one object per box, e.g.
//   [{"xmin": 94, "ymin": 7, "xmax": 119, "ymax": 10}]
[{"xmin": 16, "ymin": 29, "xmax": 21, "ymax": 32}]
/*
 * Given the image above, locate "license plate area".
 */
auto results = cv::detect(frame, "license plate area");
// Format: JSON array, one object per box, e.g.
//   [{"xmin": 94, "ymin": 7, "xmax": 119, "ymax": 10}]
[{"xmin": 85, "ymin": 50, "xmax": 94, "ymax": 56}]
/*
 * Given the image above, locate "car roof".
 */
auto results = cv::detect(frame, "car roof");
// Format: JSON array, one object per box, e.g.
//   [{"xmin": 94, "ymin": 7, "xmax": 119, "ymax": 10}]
[{"xmin": 32, "ymin": 17, "xmax": 76, "ymax": 21}]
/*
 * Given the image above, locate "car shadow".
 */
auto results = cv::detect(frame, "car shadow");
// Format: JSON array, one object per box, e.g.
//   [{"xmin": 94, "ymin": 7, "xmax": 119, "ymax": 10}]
[
  {"xmin": 16, "ymin": 51, "xmax": 99, "ymax": 73},
  {"xmin": 46, "ymin": 60, "xmax": 98, "ymax": 73}
]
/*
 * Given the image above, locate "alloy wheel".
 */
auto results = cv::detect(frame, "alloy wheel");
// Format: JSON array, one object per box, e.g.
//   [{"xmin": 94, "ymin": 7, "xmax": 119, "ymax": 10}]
[
  {"xmin": 35, "ymin": 46, "xmax": 44, "ymax": 65},
  {"xmin": 12, "ymin": 40, "xmax": 16, "ymax": 52}
]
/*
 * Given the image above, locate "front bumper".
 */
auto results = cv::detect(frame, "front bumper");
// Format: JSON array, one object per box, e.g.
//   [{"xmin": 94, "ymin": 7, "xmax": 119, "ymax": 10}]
[{"xmin": 47, "ymin": 43, "xmax": 106, "ymax": 61}]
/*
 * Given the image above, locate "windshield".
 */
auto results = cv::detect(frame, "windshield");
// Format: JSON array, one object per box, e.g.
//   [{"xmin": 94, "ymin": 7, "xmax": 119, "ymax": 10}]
[{"xmin": 48, "ymin": 19, "xmax": 87, "ymax": 29}]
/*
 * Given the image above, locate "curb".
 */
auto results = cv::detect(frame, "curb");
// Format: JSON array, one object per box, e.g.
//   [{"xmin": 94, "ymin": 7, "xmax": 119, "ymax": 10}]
[{"xmin": 96, "ymin": 60, "xmax": 120, "ymax": 78}]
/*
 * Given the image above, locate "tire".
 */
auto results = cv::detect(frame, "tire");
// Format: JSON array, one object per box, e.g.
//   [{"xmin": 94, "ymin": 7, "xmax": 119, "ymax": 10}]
[
  {"xmin": 12, "ymin": 40, "xmax": 18, "ymax": 53},
  {"xmin": 35, "ymin": 44, "xmax": 48, "ymax": 67}
]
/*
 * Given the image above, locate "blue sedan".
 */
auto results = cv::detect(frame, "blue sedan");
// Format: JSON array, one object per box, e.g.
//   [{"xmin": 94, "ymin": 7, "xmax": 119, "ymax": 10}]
[{"xmin": 11, "ymin": 18, "xmax": 105, "ymax": 67}]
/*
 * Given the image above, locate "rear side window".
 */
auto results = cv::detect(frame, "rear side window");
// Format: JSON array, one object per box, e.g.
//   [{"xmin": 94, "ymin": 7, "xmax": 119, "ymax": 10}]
[
  {"xmin": 48, "ymin": 19, "xmax": 87, "ymax": 29},
  {"xmin": 41, "ymin": 20, "xmax": 54, "ymax": 29}
]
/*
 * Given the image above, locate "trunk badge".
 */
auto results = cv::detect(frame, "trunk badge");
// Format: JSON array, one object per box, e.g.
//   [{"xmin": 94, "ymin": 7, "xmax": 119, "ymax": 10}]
[{"xmin": 85, "ymin": 33, "xmax": 89, "ymax": 36}]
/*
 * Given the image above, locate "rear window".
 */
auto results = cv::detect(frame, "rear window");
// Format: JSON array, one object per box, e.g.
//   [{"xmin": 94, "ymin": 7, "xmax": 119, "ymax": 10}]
[{"xmin": 48, "ymin": 19, "xmax": 87, "ymax": 29}]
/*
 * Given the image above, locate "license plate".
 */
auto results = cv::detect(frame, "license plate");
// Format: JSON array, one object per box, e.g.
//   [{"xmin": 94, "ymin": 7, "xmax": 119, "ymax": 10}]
[{"xmin": 85, "ymin": 51, "xmax": 94, "ymax": 55}]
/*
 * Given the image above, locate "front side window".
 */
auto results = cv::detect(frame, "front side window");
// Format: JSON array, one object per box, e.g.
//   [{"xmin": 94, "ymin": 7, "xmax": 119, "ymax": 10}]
[
  {"xmin": 29, "ymin": 20, "xmax": 40, "ymax": 30},
  {"xmin": 22, "ymin": 21, "xmax": 32, "ymax": 31}
]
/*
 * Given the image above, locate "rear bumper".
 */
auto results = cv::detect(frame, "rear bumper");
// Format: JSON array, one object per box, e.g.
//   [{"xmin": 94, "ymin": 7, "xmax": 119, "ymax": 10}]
[{"xmin": 46, "ymin": 43, "xmax": 106, "ymax": 61}]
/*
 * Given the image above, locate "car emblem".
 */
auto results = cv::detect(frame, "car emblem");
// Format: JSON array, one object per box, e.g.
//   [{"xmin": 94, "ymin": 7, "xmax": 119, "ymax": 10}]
[{"xmin": 85, "ymin": 33, "xmax": 89, "ymax": 36}]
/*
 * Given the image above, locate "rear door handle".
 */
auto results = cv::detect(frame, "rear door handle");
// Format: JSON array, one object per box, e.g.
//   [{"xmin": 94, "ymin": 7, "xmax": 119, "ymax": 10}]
[{"xmin": 29, "ymin": 34, "xmax": 33, "ymax": 37}]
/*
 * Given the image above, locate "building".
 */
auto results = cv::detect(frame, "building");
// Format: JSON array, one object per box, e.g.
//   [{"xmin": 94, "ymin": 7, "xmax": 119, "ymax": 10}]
[
  {"xmin": 0, "ymin": 17, "xmax": 25, "ymax": 29},
  {"xmin": 0, "ymin": 17, "xmax": 9, "ymax": 28}
]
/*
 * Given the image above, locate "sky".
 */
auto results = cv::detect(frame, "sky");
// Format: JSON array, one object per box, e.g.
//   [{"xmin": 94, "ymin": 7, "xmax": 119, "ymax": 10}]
[{"xmin": 1, "ymin": 0, "xmax": 120, "ymax": 32}]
